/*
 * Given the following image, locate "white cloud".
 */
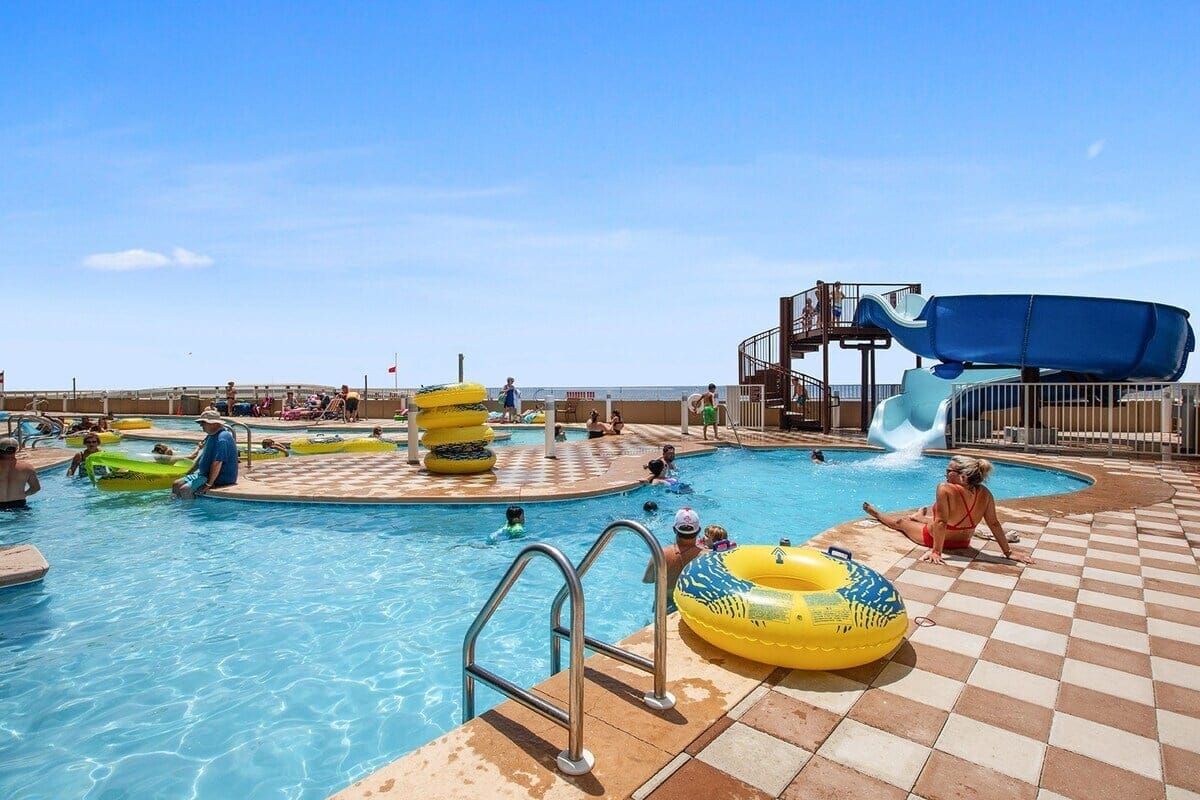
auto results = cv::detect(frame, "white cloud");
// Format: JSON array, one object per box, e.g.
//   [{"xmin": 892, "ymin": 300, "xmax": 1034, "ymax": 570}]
[
  {"xmin": 171, "ymin": 247, "xmax": 213, "ymax": 267},
  {"xmin": 964, "ymin": 203, "xmax": 1147, "ymax": 233},
  {"xmin": 1087, "ymin": 139, "xmax": 1105, "ymax": 159},
  {"xmin": 82, "ymin": 246, "xmax": 214, "ymax": 271}
]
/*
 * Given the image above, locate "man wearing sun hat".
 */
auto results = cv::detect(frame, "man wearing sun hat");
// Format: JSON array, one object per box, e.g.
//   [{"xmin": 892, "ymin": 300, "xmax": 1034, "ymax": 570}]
[
  {"xmin": 642, "ymin": 507, "xmax": 705, "ymax": 609},
  {"xmin": 0, "ymin": 436, "xmax": 40, "ymax": 509},
  {"xmin": 172, "ymin": 410, "xmax": 239, "ymax": 499}
]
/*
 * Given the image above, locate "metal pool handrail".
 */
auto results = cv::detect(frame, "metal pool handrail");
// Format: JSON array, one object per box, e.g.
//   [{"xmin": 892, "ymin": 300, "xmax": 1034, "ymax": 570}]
[
  {"xmin": 221, "ymin": 421, "xmax": 254, "ymax": 471},
  {"xmin": 549, "ymin": 520, "xmax": 676, "ymax": 711},
  {"xmin": 462, "ymin": 542, "xmax": 594, "ymax": 775}
]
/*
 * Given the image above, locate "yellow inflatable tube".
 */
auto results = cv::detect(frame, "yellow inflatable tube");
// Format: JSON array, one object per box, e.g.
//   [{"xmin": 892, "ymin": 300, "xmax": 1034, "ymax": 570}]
[
  {"xmin": 421, "ymin": 425, "xmax": 495, "ymax": 449},
  {"xmin": 66, "ymin": 431, "xmax": 122, "ymax": 446},
  {"xmin": 239, "ymin": 445, "xmax": 287, "ymax": 462},
  {"xmin": 417, "ymin": 404, "xmax": 489, "ymax": 430},
  {"xmin": 111, "ymin": 417, "xmax": 153, "ymax": 430},
  {"xmin": 674, "ymin": 545, "xmax": 908, "ymax": 670},
  {"xmin": 290, "ymin": 435, "xmax": 346, "ymax": 455},
  {"xmin": 342, "ymin": 437, "xmax": 398, "ymax": 453},
  {"xmin": 415, "ymin": 381, "xmax": 488, "ymax": 408},
  {"xmin": 424, "ymin": 448, "xmax": 496, "ymax": 474}
]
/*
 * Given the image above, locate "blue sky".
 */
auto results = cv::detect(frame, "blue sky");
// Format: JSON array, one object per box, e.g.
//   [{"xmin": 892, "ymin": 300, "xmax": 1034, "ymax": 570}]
[{"xmin": 3, "ymin": 2, "xmax": 1197, "ymax": 391}]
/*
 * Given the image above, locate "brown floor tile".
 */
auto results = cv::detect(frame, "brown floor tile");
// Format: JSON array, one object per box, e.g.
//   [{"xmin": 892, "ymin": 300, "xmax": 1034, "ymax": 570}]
[
  {"xmin": 1065, "ymin": 638, "xmax": 1153, "ymax": 677},
  {"xmin": 1000, "ymin": 604, "xmax": 1075, "ymax": 636},
  {"xmin": 1016, "ymin": 578, "xmax": 1079, "ymax": 602},
  {"xmin": 1143, "ymin": 576, "xmax": 1200, "ymax": 598},
  {"xmin": 1055, "ymin": 683, "xmax": 1158, "ymax": 739},
  {"xmin": 1040, "ymin": 746, "xmax": 1165, "ymax": 800},
  {"xmin": 950, "ymin": 578, "xmax": 1013, "ymax": 603},
  {"xmin": 914, "ymin": 749, "xmax": 1038, "ymax": 800},
  {"xmin": 1156, "ymin": 681, "xmax": 1200, "ymax": 717},
  {"xmin": 1031, "ymin": 560, "xmax": 1085, "ymax": 577},
  {"xmin": 1039, "ymin": 541, "xmax": 1088, "ymax": 556},
  {"xmin": 1074, "ymin": 603, "xmax": 1149, "ymax": 632},
  {"xmin": 1078, "ymin": 578, "xmax": 1145, "ymax": 599},
  {"xmin": 1139, "ymin": 539, "xmax": 1194, "ymax": 555},
  {"xmin": 912, "ymin": 560, "xmax": 971, "ymax": 578},
  {"xmin": 927, "ymin": 607, "xmax": 998, "ymax": 637},
  {"xmin": 952, "ymin": 685, "xmax": 1054, "ymax": 742},
  {"xmin": 765, "ymin": 666, "xmax": 792, "ymax": 685},
  {"xmin": 901, "ymin": 583, "xmax": 951, "ymax": 605},
  {"xmin": 890, "ymin": 639, "xmax": 978, "ymax": 682},
  {"xmin": 980, "ymin": 639, "xmax": 1064, "ymax": 680},
  {"xmin": 781, "ymin": 754, "xmax": 908, "ymax": 800},
  {"xmin": 1084, "ymin": 556, "xmax": 1144, "ymax": 575},
  {"xmin": 684, "ymin": 715, "xmax": 735, "ymax": 756},
  {"xmin": 740, "ymin": 690, "xmax": 841, "ymax": 753},
  {"xmin": 1146, "ymin": 603, "xmax": 1200, "ymax": 626},
  {"xmin": 1088, "ymin": 540, "xmax": 1140, "ymax": 557},
  {"xmin": 848, "ymin": 688, "xmax": 949, "ymax": 748},
  {"xmin": 647, "ymin": 757, "xmax": 773, "ymax": 800},
  {"xmin": 1141, "ymin": 556, "xmax": 1199, "ymax": 573},
  {"xmin": 1150, "ymin": 636, "xmax": 1200, "ymax": 666},
  {"xmin": 1163, "ymin": 745, "xmax": 1200, "ymax": 794}
]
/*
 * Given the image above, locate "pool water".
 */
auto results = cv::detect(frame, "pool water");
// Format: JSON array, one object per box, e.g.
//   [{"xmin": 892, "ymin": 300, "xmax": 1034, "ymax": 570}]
[{"xmin": 0, "ymin": 448, "xmax": 1087, "ymax": 799}]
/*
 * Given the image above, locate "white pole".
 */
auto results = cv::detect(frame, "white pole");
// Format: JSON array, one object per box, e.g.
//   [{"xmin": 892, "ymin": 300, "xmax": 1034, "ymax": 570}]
[
  {"xmin": 605, "ymin": 392, "xmax": 612, "ymax": 420},
  {"xmin": 168, "ymin": 393, "xmax": 175, "ymax": 416},
  {"xmin": 681, "ymin": 394, "xmax": 689, "ymax": 436},
  {"xmin": 407, "ymin": 399, "xmax": 421, "ymax": 465},
  {"xmin": 103, "ymin": 390, "xmax": 109, "ymax": 416},
  {"xmin": 394, "ymin": 352, "xmax": 398, "ymax": 390},
  {"xmin": 545, "ymin": 398, "xmax": 556, "ymax": 459}
]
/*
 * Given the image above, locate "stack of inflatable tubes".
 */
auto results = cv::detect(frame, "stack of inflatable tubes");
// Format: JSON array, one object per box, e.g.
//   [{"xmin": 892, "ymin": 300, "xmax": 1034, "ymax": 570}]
[{"xmin": 415, "ymin": 382, "xmax": 496, "ymax": 474}]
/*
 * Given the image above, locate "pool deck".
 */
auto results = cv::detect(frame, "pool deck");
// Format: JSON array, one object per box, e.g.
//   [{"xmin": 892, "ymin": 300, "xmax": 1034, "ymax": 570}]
[{"xmin": 16, "ymin": 424, "xmax": 1200, "ymax": 799}]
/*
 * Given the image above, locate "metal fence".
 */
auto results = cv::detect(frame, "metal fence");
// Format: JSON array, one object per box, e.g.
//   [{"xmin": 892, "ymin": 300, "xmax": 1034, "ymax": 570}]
[{"xmin": 948, "ymin": 381, "xmax": 1200, "ymax": 459}]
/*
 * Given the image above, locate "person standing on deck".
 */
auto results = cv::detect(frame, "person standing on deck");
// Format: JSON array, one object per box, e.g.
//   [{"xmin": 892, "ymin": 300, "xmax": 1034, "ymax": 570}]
[
  {"xmin": 501, "ymin": 377, "xmax": 520, "ymax": 423},
  {"xmin": 700, "ymin": 384, "xmax": 720, "ymax": 441}
]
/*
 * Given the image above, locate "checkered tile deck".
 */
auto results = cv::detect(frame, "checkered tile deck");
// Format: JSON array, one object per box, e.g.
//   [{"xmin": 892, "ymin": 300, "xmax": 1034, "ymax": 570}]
[{"xmin": 635, "ymin": 464, "xmax": 1200, "ymax": 800}]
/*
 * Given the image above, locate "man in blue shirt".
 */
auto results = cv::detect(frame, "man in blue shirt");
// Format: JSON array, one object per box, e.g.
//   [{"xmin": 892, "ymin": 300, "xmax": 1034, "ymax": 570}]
[{"xmin": 172, "ymin": 409, "xmax": 239, "ymax": 498}]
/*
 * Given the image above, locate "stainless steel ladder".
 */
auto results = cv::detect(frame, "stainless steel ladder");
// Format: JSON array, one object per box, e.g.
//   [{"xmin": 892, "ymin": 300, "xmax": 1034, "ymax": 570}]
[
  {"xmin": 5, "ymin": 414, "xmax": 62, "ymax": 450},
  {"xmin": 462, "ymin": 522, "xmax": 675, "ymax": 775},
  {"xmin": 222, "ymin": 420, "xmax": 255, "ymax": 470}
]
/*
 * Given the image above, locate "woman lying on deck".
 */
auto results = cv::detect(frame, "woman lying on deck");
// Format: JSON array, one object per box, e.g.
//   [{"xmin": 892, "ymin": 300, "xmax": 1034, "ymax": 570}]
[{"xmin": 863, "ymin": 455, "xmax": 1033, "ymax": 566}]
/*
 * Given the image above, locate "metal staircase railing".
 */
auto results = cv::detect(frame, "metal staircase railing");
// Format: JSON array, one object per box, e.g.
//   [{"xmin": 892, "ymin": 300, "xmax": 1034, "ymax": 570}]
[
  {"xmin": 464, "ymin": 522, "xmax": 677, "ymax": 776},
  {"xmin": 549, "ymin": 520, "xmax": 676, "ymax": 710},
  {"xmin": 221, "ymin": 420, "xmax": 254, "ymax": 471},
  {"xmin": 5, "ymin": 414, "xmax": 63, "ymax": 450}
]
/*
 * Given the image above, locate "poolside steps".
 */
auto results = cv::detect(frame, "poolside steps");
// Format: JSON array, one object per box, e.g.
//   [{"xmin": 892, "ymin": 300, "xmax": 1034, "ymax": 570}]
[{"xmin": 0, "ymin": 544, "xmax": 49, "ymax": 589}]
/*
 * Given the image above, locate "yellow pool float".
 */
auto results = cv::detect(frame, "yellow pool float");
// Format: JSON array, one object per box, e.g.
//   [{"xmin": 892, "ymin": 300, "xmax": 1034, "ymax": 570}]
[
  {"xmin": 111, "ymin": 417, "xmax": 153, "ymax": 430},
  {"xmin": 420, "ymin": 425, "xmax": 495, "ymax": 449},
  {"xmin": 423, "ymin": 448, "xmax": 496, "ymax": 474},
  {"xmin": 66, "ymin": 431, "xmax": 122, "ymax": 446},
  {"xmin": 84, "ymin": 452, "xmax": 193, "ymax": 492},
  {"xmin": 239, "ymin": 445, "xmax": 287, "ymax": 462},
  {"xmin": 417, "ymin": 404, "xmax": 489, "ymax": 430},
  {"xmin": 674, "ymin": 545, "xmax": 908, "ymax": 671},
  {"xmin": 342, "ymin": 437, "xmax": 399, "ymax": 453},
  {"xmin": 415, "ymin": 381, "xmax": 488, "ymax": 408},
  {"xmin": 290, "ymin": 435, "xmax": 346, "ymax": 455}
]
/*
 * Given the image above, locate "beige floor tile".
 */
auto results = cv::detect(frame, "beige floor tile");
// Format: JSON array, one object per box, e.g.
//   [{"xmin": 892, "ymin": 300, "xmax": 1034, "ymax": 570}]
[
  {"xmin": 1049, "ymin": 712, "xmax": 1161, "ymax": 780},
  {"xmin": 992, "ymin": 620, "xmax": 1069, "ymax": 656},
  {"xmin": 1075, "ymin": 589, "xmax": 1146, "ymax": 616},
  {"xmin": 1071, "ymin": 619, "xmax": 1151, "ymax": 654},
  {"xmin": 936, "ymin": 591, "xmax": 1005, "ymax": 619},
  {"xmin": 872, "ymin": 662, "xmax": 965, "ymax": 712},
  {"xmin": 908, "ymin": 623, "xmax": 987, "ymax": 658},
  {"xmin": 1022, "ymin": 568, "xmax": 1081, "ymax": 588},
  {"xmin": 934, "ymin": 712, "xmax": 1045, "ymax": 784},
  {"xmin": 1008, "ymin": 590, "xmax": 1076, "ymax": 617},
  {"xmin": 1143, "ymin": 567, "xmax": 1200, "ymax": 586},
  {"xmin": 958, "ymin": 569, "xmax": 1019, "ymax": 589},
  {"xmin": 696, "ymin": 722, "xmax": 810, "ymax": 797},
  {"xmin": 817, "ymin": 718, "xmax": 931, "ymax": 791},
  {"xmin": 773, "ymin": 671, "xmax": 867, "ymax": 716},
  {"xmin": 896, "ymin": 571, "xmax": 957, "ymax": 592},
  {"xmin": 1060, "ymin": 658, "xmax": 1155, "ymax": 705},
  {"xmin": 1148, "ymin": 618, "xmax": 1200, "ymax": 647},
  {"xmin": 1081, "ymin": 567, "xmax": 1143, "ymax": 588},
  {"xmin": 968, "ymin": 659, "xmax": 1059, "ymax": 707},
  {"xmin": 1158, "ymin": 710, "xmax": 1200, "ymax": 754}
]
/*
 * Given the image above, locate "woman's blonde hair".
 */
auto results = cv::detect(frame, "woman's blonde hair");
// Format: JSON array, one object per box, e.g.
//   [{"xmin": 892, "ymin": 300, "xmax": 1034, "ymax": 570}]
[
  {"xmin": 950, "ymin": 455, "xmax": 993, "ymax": 486},
  {"xmin": 704, "ymin": 524, "xmax": 728, "ymax": 542}
]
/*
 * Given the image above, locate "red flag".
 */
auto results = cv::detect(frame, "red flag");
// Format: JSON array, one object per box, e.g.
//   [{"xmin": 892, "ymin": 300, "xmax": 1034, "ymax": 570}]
[{"xmin": 387, "ymin": 365, "xmax": 396, "ymax": 373}]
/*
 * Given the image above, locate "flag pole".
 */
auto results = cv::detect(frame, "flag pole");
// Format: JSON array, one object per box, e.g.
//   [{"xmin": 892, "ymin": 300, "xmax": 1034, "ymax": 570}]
[{"xmin": 393, "ymin": 352, "xmax": 398, "ymax": 390}]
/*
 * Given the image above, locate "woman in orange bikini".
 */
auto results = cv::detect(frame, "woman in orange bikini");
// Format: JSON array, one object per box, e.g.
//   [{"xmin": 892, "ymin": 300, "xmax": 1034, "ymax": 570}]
[{"xmin": 863, "ymin": 455, "xmax": 1032, "ymax": 566}]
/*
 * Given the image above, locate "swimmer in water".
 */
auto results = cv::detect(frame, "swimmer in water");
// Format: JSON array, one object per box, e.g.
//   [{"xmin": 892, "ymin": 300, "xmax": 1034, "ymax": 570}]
[{"xmin": 488, "ymin": 505, "xmax": 526, "ymax": 543}]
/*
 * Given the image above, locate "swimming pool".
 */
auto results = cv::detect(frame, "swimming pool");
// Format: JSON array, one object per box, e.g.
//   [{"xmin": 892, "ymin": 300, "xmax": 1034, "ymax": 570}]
[{"xmin": 0, "ymin": 448, "xmax": 1087, "ymax": 799}]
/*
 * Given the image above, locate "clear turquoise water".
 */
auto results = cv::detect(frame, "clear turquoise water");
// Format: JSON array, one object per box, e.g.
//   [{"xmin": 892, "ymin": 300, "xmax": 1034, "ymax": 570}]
[{"xmin": 0, "ymin": 448, "xmax": 1087, "ymax": 799}]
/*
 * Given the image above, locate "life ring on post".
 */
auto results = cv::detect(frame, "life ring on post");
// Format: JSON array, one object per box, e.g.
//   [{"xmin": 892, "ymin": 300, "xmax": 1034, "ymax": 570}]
[{"xmin": 687, "ymin": 393, "xmax": 703, "ymax": 415}]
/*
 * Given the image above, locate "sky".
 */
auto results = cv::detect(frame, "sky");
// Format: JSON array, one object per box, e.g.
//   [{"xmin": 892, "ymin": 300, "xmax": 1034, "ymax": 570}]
[{"xmin": 2, "ymin": 2, "xmax": 1198, "ymax": 391}]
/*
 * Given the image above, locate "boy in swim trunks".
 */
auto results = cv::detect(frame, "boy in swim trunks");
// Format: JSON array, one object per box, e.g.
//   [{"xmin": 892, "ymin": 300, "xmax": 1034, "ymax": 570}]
[
  {"xmin": 0, "ymin": 436, "xmax": 40, "ymax": 509},
  {"xmin": 700, "ymin": 384, "xmax": 720, "ymax": 441}
]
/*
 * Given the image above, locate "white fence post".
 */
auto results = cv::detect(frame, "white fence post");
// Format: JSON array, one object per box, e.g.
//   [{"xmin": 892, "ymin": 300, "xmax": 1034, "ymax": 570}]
[
  {"xmin": 407, "ymin": 401, "xmax": 421, "ymax": 465},
  {"xmin": 680, "ymin": 395, "xmax": 689, "ymax": 436},
  {"xmin": 545, "ymin": 398, "xmax": 556, "ymax": 459}
]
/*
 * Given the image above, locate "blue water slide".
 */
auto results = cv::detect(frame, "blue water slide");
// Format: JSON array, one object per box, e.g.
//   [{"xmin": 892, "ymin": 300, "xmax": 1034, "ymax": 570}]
[
  {"xmin": 856, "ymin": 293, "xmax": 1194, "ymax": 450},
  {"xmin": 854, "ymin": 293, "xmax": 1194, "ymax": 381}
]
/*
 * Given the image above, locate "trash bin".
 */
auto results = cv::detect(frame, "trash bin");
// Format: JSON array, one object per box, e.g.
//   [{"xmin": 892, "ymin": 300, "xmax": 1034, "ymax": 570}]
[
  {"xmin": 830, "ymin": 393, "xmax": 841, "ymax": 429},
  {"xmin": 180, "ymin": 394, "xmax": 200, "ymax": 415}
]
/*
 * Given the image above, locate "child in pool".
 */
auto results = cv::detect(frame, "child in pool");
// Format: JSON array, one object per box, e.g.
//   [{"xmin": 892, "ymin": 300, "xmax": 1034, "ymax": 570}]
[
  {"xmin": 488, "ymin": 505, "xmax": 526, "ymax": 543},
  {"xmin": 703, "ymin": 524, "xmax": 736, "ymax": 552}
]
